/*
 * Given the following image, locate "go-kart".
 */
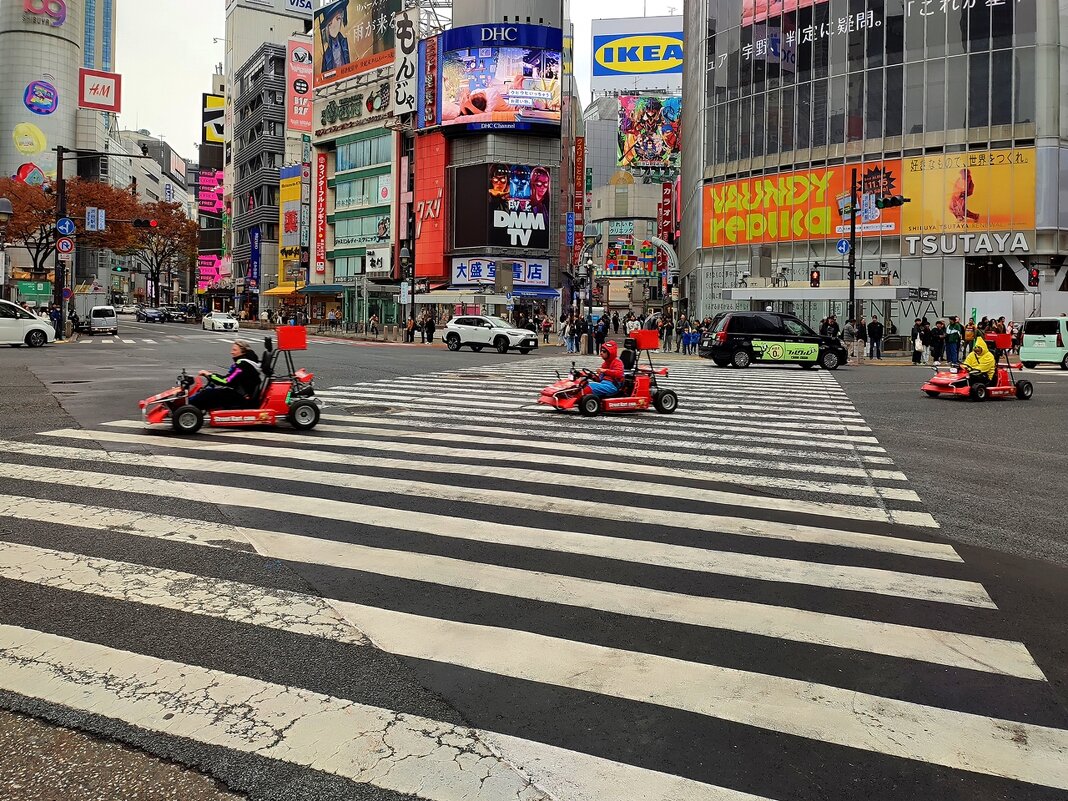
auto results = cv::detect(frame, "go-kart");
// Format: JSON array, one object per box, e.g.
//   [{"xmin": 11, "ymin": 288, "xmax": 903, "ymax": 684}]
[
  {"xmin": 139, "ymin": 326, "xmax": 322, "ymax": 433},
  {"xmin": 921, "ymin": 333, "xmax": 1033, "ymax": 402},
  {"xmin": 538, "ymin": 329, "xmax": 678, "ymax": 416}
]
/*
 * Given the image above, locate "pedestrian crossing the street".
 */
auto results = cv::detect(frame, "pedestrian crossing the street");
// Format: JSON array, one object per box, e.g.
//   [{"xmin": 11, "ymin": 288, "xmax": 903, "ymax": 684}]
[{"xmin": 0, "ymin": 359, "xmax": 1066, "ymax": 801}]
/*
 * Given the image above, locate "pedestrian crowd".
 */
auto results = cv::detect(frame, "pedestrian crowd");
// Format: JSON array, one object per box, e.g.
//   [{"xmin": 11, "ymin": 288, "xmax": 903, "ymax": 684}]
[{"xmin": 907, "ymin": 315, "xmax": 1018, "ymax": 366}]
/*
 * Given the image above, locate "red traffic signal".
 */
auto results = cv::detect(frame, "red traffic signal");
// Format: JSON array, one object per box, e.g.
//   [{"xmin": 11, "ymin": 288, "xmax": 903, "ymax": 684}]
[
  {"xmin": 1027, "ymin": 267, "xmax": 1040, "ymax": 287},
  {"xmin": 810, "ymin": 269, "xmax": 821, "ymax": 288},
  {"xmin": 133, "ymin": 219, "xmax": 158, "ymax": 229}
]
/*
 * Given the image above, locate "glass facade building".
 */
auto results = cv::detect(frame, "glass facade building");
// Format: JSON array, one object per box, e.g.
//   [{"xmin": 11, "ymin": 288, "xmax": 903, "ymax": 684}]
[{"xmin": 680, "ymin": 0, "xmax": 1068, "ymax": 328}]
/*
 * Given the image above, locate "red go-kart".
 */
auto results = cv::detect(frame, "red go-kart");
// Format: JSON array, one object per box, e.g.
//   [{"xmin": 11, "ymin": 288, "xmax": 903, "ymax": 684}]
[
  {"xmin": 139, "ymin": 326, "xmax": 322, "ymax": 434},
  {"xmin": 921, "ymin": 333, "xmax": 1033, "ymax": 402},
  {"xmin": 538, "ymin": 329, "xmax": 678, "ymax": 416}
]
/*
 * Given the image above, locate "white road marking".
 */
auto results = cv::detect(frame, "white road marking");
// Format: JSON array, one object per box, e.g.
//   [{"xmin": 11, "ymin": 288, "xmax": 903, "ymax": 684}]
[
  {"xmin": 0, "ymin": 625, "xmax": 550, "ymax": 801},
  {"xmin": 0, "ymin": 497, "xmax": 1024, "ymax": 672}
]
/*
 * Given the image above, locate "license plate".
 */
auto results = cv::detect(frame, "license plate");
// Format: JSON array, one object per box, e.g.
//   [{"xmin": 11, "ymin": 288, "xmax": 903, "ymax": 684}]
[{"xmin": 1034, "ymin": 341, "xmax": 1045, "ymax": 347}]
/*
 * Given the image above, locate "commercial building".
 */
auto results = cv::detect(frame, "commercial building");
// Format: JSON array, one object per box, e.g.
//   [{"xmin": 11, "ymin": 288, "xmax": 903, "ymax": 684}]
[
  {"xmin": 409, "ymin": 2, "xmax": 579, "ymax": 323},
  {"xmin": 680, "ymin": 0, "xmax": 1068, "ymax": 329}
]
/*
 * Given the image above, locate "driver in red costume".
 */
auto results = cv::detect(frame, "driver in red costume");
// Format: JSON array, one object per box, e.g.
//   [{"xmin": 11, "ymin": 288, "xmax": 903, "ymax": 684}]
[{"xmin": 587, "ymin": 340, "xmax": 624, "ymax": 398}]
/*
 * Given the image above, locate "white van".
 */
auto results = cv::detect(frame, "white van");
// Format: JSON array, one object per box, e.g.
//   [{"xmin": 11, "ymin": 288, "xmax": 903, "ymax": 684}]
[
  {"xmin": 0, "ymin": 299, "xmax": 55, "ymax": 347},
  {"xmin": 86, "ymin": 305, "xmax": 119, "ymax": 335}
]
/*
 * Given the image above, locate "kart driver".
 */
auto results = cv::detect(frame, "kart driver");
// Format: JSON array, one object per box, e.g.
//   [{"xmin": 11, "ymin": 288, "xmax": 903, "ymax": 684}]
[
  {"xmin": 587, "ymin": 340, "xmax": 625, "ymax": 398},
  {"xmin": 962, "ymin": 335, "xmax": 996, "ymax": 388},
  {"xmin": 192, "ymin": 341, "xmax": 261, "ymax": 411}
]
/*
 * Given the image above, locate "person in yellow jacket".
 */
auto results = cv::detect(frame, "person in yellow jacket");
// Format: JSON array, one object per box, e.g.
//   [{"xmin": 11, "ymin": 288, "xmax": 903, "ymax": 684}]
[{"xmin": 962, "ymin": 335, "xmax": 996, "ymax": 388}]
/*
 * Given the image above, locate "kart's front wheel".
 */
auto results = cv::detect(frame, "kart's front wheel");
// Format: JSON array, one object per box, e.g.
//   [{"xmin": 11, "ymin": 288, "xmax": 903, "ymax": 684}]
[
  {"xmin": 172, "ymin": 404, "xmax": 204, "ymax": 434},
  {"xmin": 446, "ymin": 334, "xmax": 461, "ymax": 351},
  {"xmin": 970, "ymin": 383, "xmax": 988, "ymax": 402},
  {"xmin": 1015, "ymin": 380, "xmax": 1034, "ymax": 400},
  {"xmin": 654, "ymin": 389, "xmax": 678, "ymax": 414},
  {"xmin": 579, "ymin": 395, "xmax": 600, "ymax": 416},
  {"xmin": 288, "ymin": 401, "xmax": 321, "ymax": 430},
  {"xmin": 924, "ymin": 390, "xmax": 940, "ymax": 398}
]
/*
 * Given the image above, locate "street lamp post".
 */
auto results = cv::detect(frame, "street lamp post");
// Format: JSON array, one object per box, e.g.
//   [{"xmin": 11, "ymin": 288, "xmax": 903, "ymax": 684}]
[
  {"xmin": 0, "ymin": 197, "xmax": 12, "ymax": 301},
  {"xmin": 585, "ymin": 254, "xmax": 595, "ymax": 355},
  {"xmin": 400, "ymin": 246, "xmax": 412, "ymax": 338}
]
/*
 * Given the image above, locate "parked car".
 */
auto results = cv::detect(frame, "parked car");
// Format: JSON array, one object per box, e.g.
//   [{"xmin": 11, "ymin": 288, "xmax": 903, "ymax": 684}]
[
  {"xmin": 202, "ymin": 311, "xmax": 240, "ymax": 332},
  {"xmin": 136, "ymin": 307, "xmax": 165, "ymax": 323},
  {"xmin": 0, "ymin": 298, "xmax": 55, "ymax": 347},
  {"xmin": 442, "ymin": 315, "xmax": 540, "ymax": 354},
  {"xmin": 1019, "ymin": 317, "xmax": 1068, "ymax": 370},
  {"xmin": 116, "ymin": 304, "xmax": 138, "ymax": 315},
  {"xmin": 699, "ymin": 311, "xmax": 847, "ymax": 370}
]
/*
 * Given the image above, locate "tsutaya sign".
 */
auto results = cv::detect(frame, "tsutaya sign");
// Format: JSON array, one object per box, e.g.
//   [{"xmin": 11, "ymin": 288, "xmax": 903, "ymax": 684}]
[{"xmin": 903, "ymin": 232, "xmax": 1034, "ymax": 256}]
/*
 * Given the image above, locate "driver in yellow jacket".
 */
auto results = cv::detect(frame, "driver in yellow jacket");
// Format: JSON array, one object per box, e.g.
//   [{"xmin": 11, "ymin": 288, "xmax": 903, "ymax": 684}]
[{"xmin": 962, "ymin": 335, "xmax": 996, "ymax": 386}]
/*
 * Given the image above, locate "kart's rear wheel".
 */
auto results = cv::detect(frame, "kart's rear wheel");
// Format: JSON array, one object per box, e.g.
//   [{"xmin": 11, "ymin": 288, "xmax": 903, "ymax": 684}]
[
  {"xmin": 654, "ymin": 389, "xmax": 678, "ymax": 414},
  {"xmin": 288, "ymin": 401, "xmax": 321, "ymax": 430},
  {"xmin": 1023, "ymin": 362, "xmax": 1037, "ymax": 369},
  {"xmin": 731, "ymin": 349, "xmax": 751, "ymax": 369},
  {"xmin": 579, "ymin": 395, "xmax": 600, "ymax": 416},
  {"xmin": 924, "ymin": 390, "xmax": 940, "ymax": 398},
  {"xmin": 445, "ymin": 334, "xmax": 461, "ymax": 351},
  {"xmin": 494, "ymin": 337, "xmax": 510, "ymax": 354},
  {"xmin": 470, "ymin": 344, "xmax": 484, "ymax": 352},
  {"xmin": 1015, "ymin": 380, "xmax": 1034, "ymax": 400},
  {"xmin": 172, "ymin": 404, "xmax": 204, "ymax": 434},
  {"xmin": 970, "ymin": 383, "xmax": 988, "ymax": 402}
]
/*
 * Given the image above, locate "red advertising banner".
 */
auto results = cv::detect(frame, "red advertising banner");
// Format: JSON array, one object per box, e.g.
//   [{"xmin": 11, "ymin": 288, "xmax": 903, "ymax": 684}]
[
  {"xmin": 315, "ymin": 151, "xmax": 328, "ymax": 274},
  {"xmin": 572, "ymin": 136, "xmax": 585, "ymax": 266},
  {"xmin": 657, "ymin": 182, "xmax": 673, "ymax": 274},
  {"xmin": 413, "ymin": 131, "xmax": 449, "ymax": 279},
  {"xmin": 286, "ymin": 39, "xmax": 314, "ymax": 133}
]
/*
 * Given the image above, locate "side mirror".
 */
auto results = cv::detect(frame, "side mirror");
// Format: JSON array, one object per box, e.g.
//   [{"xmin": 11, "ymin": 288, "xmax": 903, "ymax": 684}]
[{"xmin": 264, "ymin": 336, "xmax": 273, "ymax": 352}]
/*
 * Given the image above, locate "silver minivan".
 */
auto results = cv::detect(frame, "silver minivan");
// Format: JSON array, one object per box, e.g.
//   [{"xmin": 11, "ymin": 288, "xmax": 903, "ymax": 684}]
[
  {"xmin": 1019, "ymin": 317, "xmax": 1068, "ymax": 370},
  {"xmin": 88, "ymin": 305, "xmax": 119, "ymax": 336}
]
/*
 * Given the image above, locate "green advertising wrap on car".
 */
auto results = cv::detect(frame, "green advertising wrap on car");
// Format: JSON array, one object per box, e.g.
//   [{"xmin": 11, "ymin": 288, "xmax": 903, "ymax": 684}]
[{"xmin": 752, "ymin": 340, "xmax": 819, "ymax": 362}]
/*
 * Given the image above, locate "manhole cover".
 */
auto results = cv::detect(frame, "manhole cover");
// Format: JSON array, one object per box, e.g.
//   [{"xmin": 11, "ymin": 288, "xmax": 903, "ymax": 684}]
[{"xmin": 50, "ymin": 380, "xmax": 89, "ymax": 384}]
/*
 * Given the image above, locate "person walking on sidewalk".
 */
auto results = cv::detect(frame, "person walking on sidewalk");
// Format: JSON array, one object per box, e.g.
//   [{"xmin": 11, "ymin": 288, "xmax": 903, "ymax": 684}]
[
  {"xmin": 661, "ymin": 315, "xmax": 674, "ymax": 352},
  {"xmin": 946, "ymin": 315, "xmax": 964, "ymax": 365},
  {"xmin": 611, "ymin": 311, "xmax": 620, "ymax": 334},
  {"xmin": 910, "ymin": 318, "xmax": 924, "ymax": 365},
  {"xmin": 843, "ymin": 318, "xmax": 858, "ymax": 361},
  {"xmin": 854, "ymin": 316, "xmax": 866, "ymax": 363},
  {"xmin": 866, "ymin": 315, "xmax": 884, "ymax": 360}
]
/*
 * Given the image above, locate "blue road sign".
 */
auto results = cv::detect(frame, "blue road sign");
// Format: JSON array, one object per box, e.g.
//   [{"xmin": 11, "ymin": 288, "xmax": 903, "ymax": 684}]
[
  {"xmin": 836, "ymin": 238, "xmax": 851, "ymax": 255},
  {"xmin": 56, "ymin": 217, "xmax": 76, "ymax": 236},
  {"xmin": 565, "ymin": 212, "xmax": 575, "ymax": 247}
]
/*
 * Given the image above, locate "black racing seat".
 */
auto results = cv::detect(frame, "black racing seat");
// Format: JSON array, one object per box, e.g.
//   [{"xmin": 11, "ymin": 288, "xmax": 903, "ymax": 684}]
[{"xmin": 619, "ymin": 340, "xmax": 638, "ymax": 395}]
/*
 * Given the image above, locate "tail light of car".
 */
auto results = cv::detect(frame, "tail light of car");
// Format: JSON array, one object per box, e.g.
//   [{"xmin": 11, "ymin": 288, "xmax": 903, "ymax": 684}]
[
  {"xmin": 1058, "ymin": 331, "xmax": 1064, "ymax": 348},
  {"xmin": 715, "ymin": 330, "xmax": 728, "ymax": 344}
]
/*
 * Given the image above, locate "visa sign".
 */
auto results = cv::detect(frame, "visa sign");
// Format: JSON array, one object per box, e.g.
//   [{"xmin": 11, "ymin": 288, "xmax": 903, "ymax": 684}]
[{"xmin": 593, "ymin": 33, "xmax": 684, "ymax": 76}]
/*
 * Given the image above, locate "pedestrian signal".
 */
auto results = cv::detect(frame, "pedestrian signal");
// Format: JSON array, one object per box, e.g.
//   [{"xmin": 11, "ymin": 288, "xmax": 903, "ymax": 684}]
[
  {"xmin": 133, "ymin": 219, "xmax": 158, "ymax": 229},
  {"xmin": 810, "ymin": 269, "xmax": 821, "ymax": 288},
  {"xmin": 1028, "ymin": 267, "xmax": 1040, "ymax": 287}
]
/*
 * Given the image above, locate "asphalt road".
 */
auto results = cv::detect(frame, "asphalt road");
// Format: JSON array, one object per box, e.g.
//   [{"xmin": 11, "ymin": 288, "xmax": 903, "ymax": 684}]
[{"xmin": 0, "ymin": 324, "xmax": 1066, "ymax": 801}]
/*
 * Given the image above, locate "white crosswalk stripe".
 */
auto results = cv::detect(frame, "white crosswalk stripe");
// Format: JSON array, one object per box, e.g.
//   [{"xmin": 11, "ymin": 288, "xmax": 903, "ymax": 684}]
[{"xmin": 0, "ymin": 358, "xmax": 1065, "ymax": 801}]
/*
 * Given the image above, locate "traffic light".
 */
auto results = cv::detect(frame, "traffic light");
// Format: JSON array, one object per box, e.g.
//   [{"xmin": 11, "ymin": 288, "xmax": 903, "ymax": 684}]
[
  {"xmin": 133, "ymin": 219, "xmax": 158, "ymax": 229},
  {"xmin": 875, "ymin": 195, "xmax": 911, "ymax": 209},
  {"xmin": 810, "ymin": 267, "xmax": 821, "ymax": 288},
  {"xmin": 1028, "ymin": 267, "xmax": 1040, "ymax": 287},
  {"xmin": 114, "ymin": 264, "xmax": 123, "ymax": 272}
]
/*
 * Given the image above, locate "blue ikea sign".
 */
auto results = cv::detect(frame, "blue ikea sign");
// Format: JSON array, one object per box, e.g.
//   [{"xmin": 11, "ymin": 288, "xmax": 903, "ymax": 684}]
[{"xmin": 593, "ymin": 32, "xmax": 684, "ymax": 76}]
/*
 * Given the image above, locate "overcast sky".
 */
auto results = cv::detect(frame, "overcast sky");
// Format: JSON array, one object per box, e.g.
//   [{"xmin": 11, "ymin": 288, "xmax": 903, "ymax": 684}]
[{"xmin": 114, "ymin": 0, "xmax": 682, "ymax": 163}]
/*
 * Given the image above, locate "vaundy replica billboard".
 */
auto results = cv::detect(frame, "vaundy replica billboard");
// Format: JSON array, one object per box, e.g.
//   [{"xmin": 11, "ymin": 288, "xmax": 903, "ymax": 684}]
[
  {"xmin": 702, "ymin": 161, "xmax": 904, "ymax": 247},
  {"xmin": 591, "ymin": 16, "xmax": 683, "ymax": 93},
  {"xmin": 313, "ymin": 0, "xmax": 401, "ymax": 88}
]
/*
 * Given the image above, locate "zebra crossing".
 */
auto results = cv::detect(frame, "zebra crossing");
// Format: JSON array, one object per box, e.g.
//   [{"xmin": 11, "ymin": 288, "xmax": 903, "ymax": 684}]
[
  {"xmin": 71, "ymin": 334, "xmax": 246, "ymax": 346},
  {"xmin": 1, "ymin": 359, "xmax": 1066, "ymax": 800}
]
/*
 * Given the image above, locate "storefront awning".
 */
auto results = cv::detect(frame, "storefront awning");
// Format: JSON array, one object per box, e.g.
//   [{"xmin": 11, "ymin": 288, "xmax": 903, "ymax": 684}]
[
  {"xmin": 513, "ymin": 287, "xmax": 560, "ymax": 299},
  {"xmin": 262, "ymin": 284, "xmax": 305, "ymax": 297},
  {"xmin": 297, "ymin": 284, "xmax": 348, "ymax": 295}
]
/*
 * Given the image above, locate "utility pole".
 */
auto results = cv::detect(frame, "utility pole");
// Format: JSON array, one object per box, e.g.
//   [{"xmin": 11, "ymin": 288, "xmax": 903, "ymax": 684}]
[
  {"xmin": 53, "ymin": 145, "xmax": 67, "ymax": 313},
  {"xmin": 848, "ymin": 166, "xmax": 857, "ymax": 322}
]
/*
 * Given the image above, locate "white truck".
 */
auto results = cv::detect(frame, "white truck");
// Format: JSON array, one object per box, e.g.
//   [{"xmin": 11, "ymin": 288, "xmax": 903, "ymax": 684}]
[{"xmin": 72, "ymin": 290, "xmax": 109, "ymax": 332}]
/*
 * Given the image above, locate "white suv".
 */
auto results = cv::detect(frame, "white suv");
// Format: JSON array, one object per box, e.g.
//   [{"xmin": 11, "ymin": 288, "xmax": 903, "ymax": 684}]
[{"xmin": 443, "ymin": 315, "xmax": 540, "ymax": 354}]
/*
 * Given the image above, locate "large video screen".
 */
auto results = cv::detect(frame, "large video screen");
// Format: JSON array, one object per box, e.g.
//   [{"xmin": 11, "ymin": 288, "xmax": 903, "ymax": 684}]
[
  {"xmin": 314, "ymin": 0, "xmax": 401, "ymax": 88},
  {"xmin": 440, "ymin": 47, "xmax": 561, "ymax": 131},
  {"xmin": 453, "ymin": 164, "xmax": 552, "ymax": 250},
  {"xmin": 618, "ymin": 96, "xmax": 682, "ymax": 169}
]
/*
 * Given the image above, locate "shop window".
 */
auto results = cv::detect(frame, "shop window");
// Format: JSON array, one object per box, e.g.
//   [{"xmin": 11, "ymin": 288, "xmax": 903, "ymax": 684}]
[
  {"xmin": 1014, "ymin": 0, "xmax": 1036, "ymax": 47},
  {"xmin": 1014, "ymin": 47, "xmax": 1035, "ymax": 124},
  {"xmin": 968, "ymin": 51, "xmax": 990, "ymax": 128},
  {"xmin": 989, "ymin": 49, "xmax": 1013, "ymax": 125}
]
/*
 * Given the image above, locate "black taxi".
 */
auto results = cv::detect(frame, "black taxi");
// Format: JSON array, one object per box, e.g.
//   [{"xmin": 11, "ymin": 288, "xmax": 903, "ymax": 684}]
[{"xmin": 698, "ymin": 311, "xmax": 847, "ymax": 370}]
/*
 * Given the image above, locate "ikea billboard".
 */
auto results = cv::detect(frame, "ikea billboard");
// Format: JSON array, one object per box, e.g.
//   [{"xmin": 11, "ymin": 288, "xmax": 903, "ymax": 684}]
[{"xmin": 591, "ymin": 16, "xmax": 683, "ymax": 92}]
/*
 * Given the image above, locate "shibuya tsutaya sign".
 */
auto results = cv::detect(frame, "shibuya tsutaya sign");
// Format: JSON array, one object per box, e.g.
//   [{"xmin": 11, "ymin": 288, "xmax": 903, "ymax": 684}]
[{"xmin": 903, "ymin": 232, "xmax": 1034, "ymax": 256}]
